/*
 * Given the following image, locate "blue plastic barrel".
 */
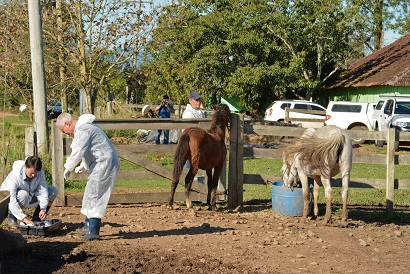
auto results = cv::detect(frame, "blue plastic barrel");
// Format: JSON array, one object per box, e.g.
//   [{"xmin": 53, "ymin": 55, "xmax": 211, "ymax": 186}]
[{"xmin": 271, "ymin": 181, "xmax": 312, "ymax": 216}]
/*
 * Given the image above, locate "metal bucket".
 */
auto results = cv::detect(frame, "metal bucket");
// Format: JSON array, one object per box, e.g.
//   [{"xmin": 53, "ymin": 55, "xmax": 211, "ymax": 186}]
[{"xmin": 271, "ymin": 181, "xmax": 312, "ymax": 216}]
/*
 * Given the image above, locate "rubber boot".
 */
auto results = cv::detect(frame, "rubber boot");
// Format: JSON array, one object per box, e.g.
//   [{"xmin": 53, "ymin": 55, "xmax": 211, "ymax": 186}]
[
  {"xmin": 8, "ymin": 213, "xmax": 18, "ymax": 227},
  {"xmin": 81, "ymin": 218, "xmax": 101, "ymax": 240},
  {"xmin": 76, "ymin": 217, "xmax": 89, "ymax": 232}
]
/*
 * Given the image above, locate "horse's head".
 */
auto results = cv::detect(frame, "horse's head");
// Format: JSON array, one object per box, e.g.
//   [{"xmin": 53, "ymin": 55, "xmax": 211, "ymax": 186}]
[
  {"xmin": 213, "ymin": 104, "xmax": 231, "ymax": 129},
  {"xmin": 281, "ymin": 157, "xmax": 299, "ymax": 189}
]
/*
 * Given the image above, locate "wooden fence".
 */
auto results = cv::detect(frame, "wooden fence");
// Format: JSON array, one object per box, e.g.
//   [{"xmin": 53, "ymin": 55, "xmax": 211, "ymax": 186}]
[
  {"xmin": 49, "ymin": 113, "xmax": 410, "ymax": 213},
  {"xmin": 50, "ymin": 118, "xmax": 225, "ymax": 207},
  {"xmin": 232, "ymin": 114, "xmax": 410, "ymax": 214}
]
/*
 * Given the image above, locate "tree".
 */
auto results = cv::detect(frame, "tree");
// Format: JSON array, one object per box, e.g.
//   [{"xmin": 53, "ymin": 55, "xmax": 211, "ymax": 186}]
[
  {"xmin": 349, "ymin": 0, "xmax": 409, "ymax": 53},
  {"xmin": 58, "ymin": 0, "xmax": 156, "ymax": 114},
  {"xmin": 143, "ymin": 0, "xmax": 361, "ymax": 111}
]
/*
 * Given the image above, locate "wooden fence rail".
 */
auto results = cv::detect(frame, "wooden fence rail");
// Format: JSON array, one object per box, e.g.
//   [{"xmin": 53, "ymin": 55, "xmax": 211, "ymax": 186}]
[
  {"xmin": 50, "ymin": 113, "xmax": 410, "ymax": 213},
  {"xmin": 51, "ymin": 118, "xmax": 221, "ymax": 207},
  {"xmin": 230, "ymin": 114, "xmax": 410, "ymax": 214}
]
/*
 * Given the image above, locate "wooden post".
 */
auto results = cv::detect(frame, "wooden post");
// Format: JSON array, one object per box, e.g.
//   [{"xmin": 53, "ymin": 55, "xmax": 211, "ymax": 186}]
[
  {"xmin": 228, "ymin": 113, "xmax": 244, "ymax": 210},
  {"xmin": 25, "ymin": 127, "xmax": 35, "ymax": 158},
  {"xmin": 51, "ymin": 121, "xmax": 65, "ymax": 206},
  {"xmin": 386, "ymin": 127, "xmax": 395, "ymax": 214},
  {"xmin": 285, "ymin": 107, "xmax": 290, "ymax": 123},
  {"xmin": 107, "ymin": 101, "xmax": 113, "ymax": 115}
]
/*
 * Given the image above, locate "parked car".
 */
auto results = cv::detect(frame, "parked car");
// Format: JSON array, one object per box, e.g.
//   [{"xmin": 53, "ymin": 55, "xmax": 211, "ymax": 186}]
[
  {"xmin": 47, "ymin": 99, "xmax": 73, "ymax": 119},
  {"xmin": 371, "ymin": 96, "xmax": 410, "ymax": 150},
  {"xmin": 264, "ymin": 99, "xmax": 326, "ymax": 128},
  {"xmin": 325, "ymin": 101, "xmax": 376, "ymax": 144}
]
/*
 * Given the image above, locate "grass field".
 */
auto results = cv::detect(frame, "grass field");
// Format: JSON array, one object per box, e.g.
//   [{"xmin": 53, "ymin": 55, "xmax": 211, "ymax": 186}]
[{"xmin": 63, "ymin": 154, "xmax": 410, "ymax": 209}]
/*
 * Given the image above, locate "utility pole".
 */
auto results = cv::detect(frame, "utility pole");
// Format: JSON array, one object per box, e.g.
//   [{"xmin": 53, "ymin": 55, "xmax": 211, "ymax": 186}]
[
  {"xmin": 56, "ymin": 0, "xmax": 68, "ymax": 113},
  {"xmin": 28, "ymin": 0, "xmax": 49, "ymax": 155}
]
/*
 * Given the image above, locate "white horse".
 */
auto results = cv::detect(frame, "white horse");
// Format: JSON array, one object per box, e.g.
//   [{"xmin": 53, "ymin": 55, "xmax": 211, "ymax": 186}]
[{"xmin": 281, "ymin": 125, "xmax": 352, "ymax": 226}]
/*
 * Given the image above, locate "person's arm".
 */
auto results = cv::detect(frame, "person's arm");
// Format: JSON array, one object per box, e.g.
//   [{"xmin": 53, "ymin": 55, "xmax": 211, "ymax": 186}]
[
  {"xmin": 154, "ymin": 103, "xmax": 163, "ymax": 112},
  {"xmin": 168, "ymin": 104, "xmax": 175, "ymax": 114},
  {"xmin": 64, "ymin": 129, "xmax": 90, "ymax": 172},
  {"xmin": 34, "ymin": 171, "xmax": 49, "ymax": 213}
]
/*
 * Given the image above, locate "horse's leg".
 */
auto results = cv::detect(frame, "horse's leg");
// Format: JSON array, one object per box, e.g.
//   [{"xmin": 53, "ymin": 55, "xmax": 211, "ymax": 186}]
[
  {"xmin": 184, "ymin": 141, "xmax": 201, "ymax": 209},
  {"xmin": 167, "ymin": 177, "xmax": 180, "ymax": 209},
  {"xmin": 339, "ymin": 138, "xmax": 352, "ymax": 226},
  {"xmin": 209, "ymin": 164, "xmax": 223, "ymax": 211},
  {"xmin": 312, "ymin": 176, "xmax": 321, "ymax": 219},
  {"xmin": 205, "ymin": 169, "xmax": 213, "ymax": 209},
  {"xmin": 321, "ymin": 177, "xmax": 332, "ymax": 225},
  {"xmin": 340, "ymin": 173, "xmax": 349, "ymax": 226},
  {"xmin": 184, "ymin": 169, "xmax": 195, "ymax": 209},
  {"xmin": 298, "ymin": 173, "xmax": 310, "ymax": 222}
]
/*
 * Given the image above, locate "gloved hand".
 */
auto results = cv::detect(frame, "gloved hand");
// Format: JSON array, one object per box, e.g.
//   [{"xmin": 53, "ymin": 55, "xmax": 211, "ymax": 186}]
[
  {"xmin": 75, "ymin": 162, "xmax": 87, "ymax": 174},
  {"xmin": 63, "ymin": 169, "xmax": 71, "ymax": 180}
]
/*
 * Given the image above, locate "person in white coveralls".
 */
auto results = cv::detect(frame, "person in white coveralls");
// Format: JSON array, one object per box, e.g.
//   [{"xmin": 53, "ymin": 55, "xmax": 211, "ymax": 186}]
[{"xmin": 56, "ymin": 113, "xmax": 120, "ymax": 240}]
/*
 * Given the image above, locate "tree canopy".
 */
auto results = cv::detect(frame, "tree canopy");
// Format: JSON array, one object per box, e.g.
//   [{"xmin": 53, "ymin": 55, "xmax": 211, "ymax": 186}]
[
  {"xmin": 0, "ymin": 0, "xmax": 408, "ymax": 115},
  {"xmin": 142, "ymin": 0, "xmax": 409, "ymax": 112}
]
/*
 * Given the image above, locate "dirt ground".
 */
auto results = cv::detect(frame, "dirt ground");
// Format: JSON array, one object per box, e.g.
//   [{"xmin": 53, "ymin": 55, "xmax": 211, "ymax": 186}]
[
  {"xmin": 1, "ymin": 120, "xmax": 410, "ymax": 273},
  {"xmin": 1, "ymin": 202, "xmax": 410, "ymax": 274}
]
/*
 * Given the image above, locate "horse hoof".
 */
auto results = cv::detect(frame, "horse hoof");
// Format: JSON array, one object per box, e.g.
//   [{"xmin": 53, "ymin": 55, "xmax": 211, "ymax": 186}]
[
  {"xmin": 340, "ymin": 219, "xmax": 348, "ymax": 228},
  {"xmin": 322, "ymin": 219, "xmax": 331, "ymax": 226},
  {"xmin": 166, "ymin": 204, "xmax": 173, "ymax": 210}
]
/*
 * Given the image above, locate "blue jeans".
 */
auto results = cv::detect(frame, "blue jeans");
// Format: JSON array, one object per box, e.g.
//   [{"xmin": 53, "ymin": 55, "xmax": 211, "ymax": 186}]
[
  {"xmin": 16, "ymin": 185, "xmax": 58, "ymax": 208},
  {"xmin": 155, "ymin": 129, "xmax": 169, "ymax": 144}
]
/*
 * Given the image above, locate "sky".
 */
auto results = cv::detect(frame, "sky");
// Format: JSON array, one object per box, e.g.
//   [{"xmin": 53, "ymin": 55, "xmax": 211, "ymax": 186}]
[{"xmin": 384, "ymin": 29, "xmax": 402, "ymax": 46}]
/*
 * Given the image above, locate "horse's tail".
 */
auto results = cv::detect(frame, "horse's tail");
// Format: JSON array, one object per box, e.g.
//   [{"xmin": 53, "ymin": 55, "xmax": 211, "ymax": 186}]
[
  {"xmin": 173, "ymin": 133, "xmax": 190, "ymax": 181},
  {"xmin": 285, "ymin": 130, "xmax": 346, "ymax": 172}
]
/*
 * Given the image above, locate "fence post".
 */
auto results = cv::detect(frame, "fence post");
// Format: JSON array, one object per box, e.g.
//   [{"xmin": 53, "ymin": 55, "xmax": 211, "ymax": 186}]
[
  {"xmin": 386, "ymin": 127, "xmax": 396, "ymax": 214},
  {"xmin": 285, "ymin": 107, "xmax": 290, "ymax": 123},
  {"xmin": 25, "ymin": 127, "xmax": 35, "ymax": 158},
  {"xmin": 51, "ymin": 121, "xmax": 65, "ymax": 206},
  {"xmin": 228, "ymin": 113, "xmax": 244, "ymax": 210}
]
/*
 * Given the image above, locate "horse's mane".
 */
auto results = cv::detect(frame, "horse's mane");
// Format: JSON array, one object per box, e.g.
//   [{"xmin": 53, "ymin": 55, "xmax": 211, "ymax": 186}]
[
  {"xmin": 283, "ymin": 131, "xmax": 345, "ymax": 173},
  {"xmin": 209, "ymin": 104, "xmax": 230, "ymax": 134}
]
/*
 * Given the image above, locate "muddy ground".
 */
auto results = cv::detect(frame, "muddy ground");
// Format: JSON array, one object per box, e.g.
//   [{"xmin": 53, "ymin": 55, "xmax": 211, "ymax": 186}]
[{"xmin": 1, "ymin": 202, "xmax": 410, "ymax": 274}]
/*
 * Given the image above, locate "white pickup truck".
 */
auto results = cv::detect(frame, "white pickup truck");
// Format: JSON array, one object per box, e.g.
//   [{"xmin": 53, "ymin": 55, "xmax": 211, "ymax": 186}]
[
  {"xmin": 371, "ymin": 96, "xmax": 410, "ymax": 149},
  {"xmin": 325, "ymin": 101, "xmax": 376, "ymax": 144}
]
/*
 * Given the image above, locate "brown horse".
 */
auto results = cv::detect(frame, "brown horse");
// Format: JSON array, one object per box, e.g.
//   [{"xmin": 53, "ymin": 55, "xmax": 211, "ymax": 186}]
[{"xmin": 168, "ymin": 104, "xmax": 231, "ymax": 210}]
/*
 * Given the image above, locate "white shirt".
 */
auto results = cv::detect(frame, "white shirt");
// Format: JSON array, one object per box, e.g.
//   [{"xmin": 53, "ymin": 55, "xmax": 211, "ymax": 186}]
[
  {"xmin": 182, "ymin": 104, "xmax": 206, "ymax": 118},
  {"xmin": 0, "ymin": 160, "xmax": 48, "ymax": 220}
]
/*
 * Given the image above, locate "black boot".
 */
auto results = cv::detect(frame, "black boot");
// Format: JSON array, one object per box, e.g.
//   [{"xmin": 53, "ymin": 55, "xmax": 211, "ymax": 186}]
[
  {"xmin": 8, "ymin": 213, "xmax": 18, "ymax": 227},
  {"xmin": 32, "ymin": 201, "xmax": 53, "ymax": 222},
  {"xmin": 32, "ymin": 205, "xmax": 41, "ymax": 222},
  {"xmin": 76, "ymin": 217, "xmax": 89, "ymax": 232},
  {"xmin": 81, "ymin": 218, "xmax": 101, "ymax": 240}
]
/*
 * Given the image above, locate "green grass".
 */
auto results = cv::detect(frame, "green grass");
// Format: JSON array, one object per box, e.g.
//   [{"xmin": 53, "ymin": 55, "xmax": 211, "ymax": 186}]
[
  {"xmin": 63, "ymin": 152, "xmax": 410, "ymax": 207},
  {"xmin": 243, "ymin": 157, "xmax": 410, "ymax": 179},
  {"xmin": 1, "ymin": 113, "xmax": 409, "ymax": 209}
]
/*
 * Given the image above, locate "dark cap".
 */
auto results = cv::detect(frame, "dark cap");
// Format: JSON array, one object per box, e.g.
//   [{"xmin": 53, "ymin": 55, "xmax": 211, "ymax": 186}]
[
  {"xmin": 189, "ymin": 91, "xmax": 201, "ymax": 100},
  {"xmin": 163, "ymin": 95, "xmax": 170, "ymax": 99}
]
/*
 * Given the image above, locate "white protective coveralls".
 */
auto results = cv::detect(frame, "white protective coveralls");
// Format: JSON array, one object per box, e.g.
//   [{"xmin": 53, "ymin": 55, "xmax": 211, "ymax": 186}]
[
  {"xmin": 0, "ymin": 160, "xmax": 49, "ymax": 220},
  {"xmin": 64, "ymin": 114, "xmax": 120, "ymax": 219}
]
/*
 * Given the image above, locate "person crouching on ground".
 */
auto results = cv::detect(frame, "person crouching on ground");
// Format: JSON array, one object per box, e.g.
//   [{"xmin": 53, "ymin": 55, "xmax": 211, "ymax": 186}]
[
  {"xmin": 0, "ymin": 156, "xmax": 58, "ymax": 227},
  {"xmin": 56, "ymin": 113, "xmax": 120, "ymax": 240}
]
